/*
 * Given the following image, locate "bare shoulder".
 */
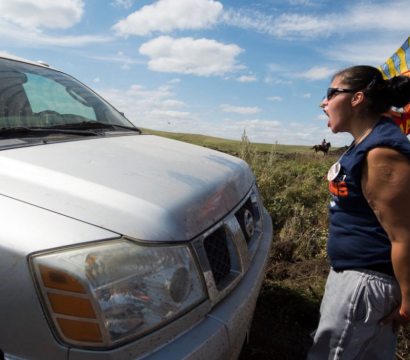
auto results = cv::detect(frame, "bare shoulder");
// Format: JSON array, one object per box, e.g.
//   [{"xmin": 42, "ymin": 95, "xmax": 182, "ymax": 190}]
[
  {"xmin": 366, "ymin": 146, "xmax": 410, "ymax": 162},
  {"xmin": 362, "ymin": 147, "xmax": 410, "ymax": 240},
  {"xmin": 362, "ymin": 146, "xmax": 410, "ymax": 210},
  {"xmin": 365, "ymin": 146, "xmax": 410, "ymax": 183}
]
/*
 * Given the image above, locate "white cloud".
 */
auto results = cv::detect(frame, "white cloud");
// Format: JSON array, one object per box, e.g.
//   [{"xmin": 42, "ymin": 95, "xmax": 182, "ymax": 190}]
[
  {"xmin": 0, "ymin": 0, "xmax": 113, "ymax": 47},
  {"xmin": 236, "ymin": 75, "xmax": 258, "ymax": 82},
  {"xmin": 126, "ymin": 85, "xmax": 175, "ymax": 99},
  {"xmin": 112, "ymin": 0, "xmax": 223, "ymax": 36},
  {"xmin": 138, "ymin": 109, "xmax": 202, "ymax": 130},
  {"xmin": 223, "ymin": 118, "xmax": 280, "ymax": 128},
  {"xmin": 94, "ymin": 77, "xmax": 100, "ymax": 83},
  {"xmin": 162, "ymin": 99, "xmax": 188, "ymax": 108},
  {"xmin": 168, "ymin": 78, "xmax": 181, "ymax": 84},
  {"xmin": 0, "ymin": 0, "xmax": 84, "ymax": 29},
  {"xmin": 145, "ymin": 109, "xmax": 196, "ymax": 119},
  {"xmin": 325, "ymin": 38, "xmax": 408, "ymax": 66},
  {"xmin": 110, "ymin": 0, "xmax": 133, "ymax": 9},
  {"xmin": 222, "ymin": 8, "xmax": 331, "ymax": 40},
  {"xmin": 295, "ymin": 66, "xmax": 335, "ymax": 81},
  {"xmin": 268, "ymin": 63, "xmax": 284, "ymax": 72},
  {"xmin": 219, "ymin": 118, "xmax": 282, "ymax": 143},
  {"xmin": 139, "ymin": 36, "xmax": 245, "ymax": 76},
  {"xmin": 289, "ymin": 122, "xmax": 300, "ymax": 128},
  {"xmin": 95, "ymin": 84, "xmax": 199, "ymax": 129},
  {"xmin": 220, "ymin": 104, "xmax": 261, "ymax": 115},
  {"xmin": 287, "ymin": 0, "xmax": 319, "ymax": 4},
  {"xmin": 97, "ymin": 84, "xmax": 175, "ymax": 111},
  {"xmin": 267, "ymin": 96, "xmax": 283, "ymax": 102},
  {"xmin": 264, "ymin": 77, "xmax": 292, "ymax": 85},
  {"xmin": 87, "ymin": 53, "xmax": 144, "ymax": 68},
  {"xmin": 0, "ymin": 18, "xmax": 112, "ymax": 48},
  {"xmin": 96, "ymin": 83, "xmax": 193, "ymax": 113},
  {"xmin": 129, "ymin": 84, "xmax": 145, "ymax": 91},
  {"xmin": 302, "ymin": 93, "xmax": 311, "ymax": 98},
  {"xmin": 222, "ymin": 1, "xmax": 410, "ymax": 40},
  {"xmin": 0, "ymin": 19, "xmax": 111, "ymax": 47}
]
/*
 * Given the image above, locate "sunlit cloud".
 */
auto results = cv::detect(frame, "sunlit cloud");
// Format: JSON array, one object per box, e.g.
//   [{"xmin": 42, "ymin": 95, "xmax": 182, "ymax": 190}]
[
  {"xmin": 139, "ymin": 36, "xmax": 245, "ymax": 76},
  {"xmin": 0, "ymin": 0, "xmax": 84, "ymax": 29},
  {"xmin": 86, "ymin": 53, "xmax": 144, "ymax": 69},
  {"xmin": 294, "ymin": 66, "xmax": 335, "ymax": 81},
  {"xmin": 220, "ymin": 104, "xmax": 261, "ymax": 115},
  {"xmin": 110, "ymin": 0, "xmax": 133, "ymax": 9},
  {"xmin": 222, "ymin": 1, "xmax": 410, "ymax": 40},
  {"xmin": 162, "ymin": 99, "xmax": 188, "ymax": 108},
  {"xmin": 236, "ymin": 75, "xmax": 258, "ymax": 82},
  {"xmin": 168, "ymin": 78, "xmax": 181, "ymax": 84},
  {"xmin": 264, "ymin": 77, "xmax": 292, "ymax": 85},
  {"xmin": 289, "ymin": 122, "xmax": 300, "ymax": 127},
  {"xmin": 112, "ymin": 0, "xmax": 223, "ymax": 36},
  {"xmin": 267, "ymin": 96, "xmax": 283, "ymax": 102},
  {"xmin": 0, "ymin": 20, "xmax": 111, "ymax": 47},
  {"xmin": 324, "ymin": 38, "xmax": 408, "ymax": 66}
]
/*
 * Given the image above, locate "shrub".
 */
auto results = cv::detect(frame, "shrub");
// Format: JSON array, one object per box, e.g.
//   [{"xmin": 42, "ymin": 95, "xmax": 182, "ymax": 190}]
[{"xmin": 239, "ymin": 131, "xmax": 334, "ymax": 260}]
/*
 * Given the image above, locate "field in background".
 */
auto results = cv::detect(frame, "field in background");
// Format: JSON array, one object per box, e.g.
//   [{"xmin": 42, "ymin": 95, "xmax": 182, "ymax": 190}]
[
  {"xmin": 140, "ymin": 128, "xmax": 313, "ymax": 154},
  {"xmin": 145, "ymin": 128, "xmax": 409, "ymax": 360}
]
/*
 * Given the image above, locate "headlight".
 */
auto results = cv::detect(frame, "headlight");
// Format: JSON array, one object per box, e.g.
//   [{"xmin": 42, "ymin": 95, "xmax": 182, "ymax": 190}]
[{"xmin": 30, "ymin": 239, "xmax": 206, "ymax": 349}]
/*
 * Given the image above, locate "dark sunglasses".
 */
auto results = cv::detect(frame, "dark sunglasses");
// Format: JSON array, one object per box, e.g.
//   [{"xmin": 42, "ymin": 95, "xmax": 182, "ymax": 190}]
[{"xmin": 326, "ymin": 87, "xmax": 355, "ymax": 101}]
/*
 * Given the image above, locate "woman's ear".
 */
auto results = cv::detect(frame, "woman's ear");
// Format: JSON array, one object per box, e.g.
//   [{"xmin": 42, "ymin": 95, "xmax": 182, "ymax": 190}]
[{"xmin": 351, "ymin": 91, "xmax": 365, "ymax": 107}]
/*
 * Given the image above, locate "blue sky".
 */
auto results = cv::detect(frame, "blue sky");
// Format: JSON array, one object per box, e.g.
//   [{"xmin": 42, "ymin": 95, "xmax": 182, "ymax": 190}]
[{"xmin": 1, "ymin": 0, "xmax": 409, "ymax": 147}]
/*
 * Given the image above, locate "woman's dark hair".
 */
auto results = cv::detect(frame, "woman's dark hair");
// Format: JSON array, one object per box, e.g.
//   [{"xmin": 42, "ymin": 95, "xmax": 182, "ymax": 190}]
[{"xmin": 334, "ymin": 65, "xmax": 410, "ymax": 116}]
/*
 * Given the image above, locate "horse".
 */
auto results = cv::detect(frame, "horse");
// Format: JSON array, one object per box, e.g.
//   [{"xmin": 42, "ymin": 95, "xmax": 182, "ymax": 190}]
[{"xmin": 312, "ymin": 142, "xmax": 331, "ymax": 155}]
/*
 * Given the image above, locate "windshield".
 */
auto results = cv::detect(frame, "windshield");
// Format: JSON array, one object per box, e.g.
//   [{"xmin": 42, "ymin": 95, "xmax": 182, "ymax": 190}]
[{"xmin": 0, "ymin": 58, "xmax": 134, "ymax": 130}]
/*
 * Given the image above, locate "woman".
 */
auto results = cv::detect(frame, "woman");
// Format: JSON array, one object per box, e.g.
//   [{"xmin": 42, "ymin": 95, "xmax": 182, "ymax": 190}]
[{"xmin": 308, "ymin": 66, "xmax": 410, "ymax": 360}]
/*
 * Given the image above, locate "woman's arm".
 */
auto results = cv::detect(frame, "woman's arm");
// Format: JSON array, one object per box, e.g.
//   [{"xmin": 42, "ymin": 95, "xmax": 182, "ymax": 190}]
[{"xmin": 362, "ymin": 146, "xmax": 410, "ymax": 332}]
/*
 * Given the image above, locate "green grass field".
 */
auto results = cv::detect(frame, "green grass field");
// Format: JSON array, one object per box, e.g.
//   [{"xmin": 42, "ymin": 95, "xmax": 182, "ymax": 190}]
[{"xmin": 140, "ymin": 127, "xmax": 316, "ymax": 154}]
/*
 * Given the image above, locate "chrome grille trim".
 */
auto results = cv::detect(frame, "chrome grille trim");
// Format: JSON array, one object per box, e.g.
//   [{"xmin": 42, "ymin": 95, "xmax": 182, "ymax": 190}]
[{"xmin": 191, "ymin": 183, "xmax": 264, "ymax": 307}]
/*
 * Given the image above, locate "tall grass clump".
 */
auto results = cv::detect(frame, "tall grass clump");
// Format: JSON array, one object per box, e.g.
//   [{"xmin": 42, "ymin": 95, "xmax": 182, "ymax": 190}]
[{"xmin": 239, "ymin": 131, "xmax": 335, "ymax": 260}]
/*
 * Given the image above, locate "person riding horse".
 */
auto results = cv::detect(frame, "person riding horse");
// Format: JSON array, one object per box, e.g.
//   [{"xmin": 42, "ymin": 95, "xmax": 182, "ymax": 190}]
[{"xmin": 312, "ymin": 141, "xmax": 331, "ymax": 155}]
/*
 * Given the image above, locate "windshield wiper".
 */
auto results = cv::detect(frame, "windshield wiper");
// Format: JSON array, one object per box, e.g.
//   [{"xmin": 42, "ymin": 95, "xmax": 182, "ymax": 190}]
[
  {"xmin": 0, "ymin": 126, "xmax": 102, "ymax": 136},
  {"xmin": 110, "ymin": 124, "xmax": 142, "ymax": 133},
  {"xmin": 52, "ymin": 121, "xmax": 142, "ymax": 134}
]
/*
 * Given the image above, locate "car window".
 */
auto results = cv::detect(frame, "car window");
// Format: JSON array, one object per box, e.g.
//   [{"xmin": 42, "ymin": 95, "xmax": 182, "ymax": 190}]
[
  {"xmin": 0, "ymin": 58, "xmax": 133, "ymax": 129},
  {"xmin": 23, "ymin": 73, "xmax": 97, "ymax": 120}
]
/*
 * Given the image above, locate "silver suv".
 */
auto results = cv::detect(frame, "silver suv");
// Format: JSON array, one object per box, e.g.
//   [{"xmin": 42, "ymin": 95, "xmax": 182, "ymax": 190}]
[{"xmin": 0, "ymin": 54, "xmax": 273, "ymax": 360}]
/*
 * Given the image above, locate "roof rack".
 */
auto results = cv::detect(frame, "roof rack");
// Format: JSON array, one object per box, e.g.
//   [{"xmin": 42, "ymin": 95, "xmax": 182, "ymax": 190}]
[{"xmin": 36, "ymin": 60, "xmax": 49, "ymax": 67}]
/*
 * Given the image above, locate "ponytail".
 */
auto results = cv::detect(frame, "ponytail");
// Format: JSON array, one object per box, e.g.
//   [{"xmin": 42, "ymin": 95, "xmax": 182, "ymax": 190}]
[
  {"xmin": 383, "ymin": 75, "xmax": 410, "ymax": 109},
  {"xmin": 334, "ymin": 65, "xmax": 410, "ymax": 116}
]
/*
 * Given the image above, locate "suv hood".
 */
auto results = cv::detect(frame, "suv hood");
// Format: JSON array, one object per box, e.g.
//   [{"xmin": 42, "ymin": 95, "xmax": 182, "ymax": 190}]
[{"xmin": 0, "ymin": 135, "xmax": 254, "ymax": 241}]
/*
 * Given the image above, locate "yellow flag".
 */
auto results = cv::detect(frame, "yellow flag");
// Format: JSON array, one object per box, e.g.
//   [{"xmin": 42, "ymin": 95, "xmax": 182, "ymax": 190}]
[{"xmin": 379, "ymin": 37, "xmax": 410, "ymax": 135}]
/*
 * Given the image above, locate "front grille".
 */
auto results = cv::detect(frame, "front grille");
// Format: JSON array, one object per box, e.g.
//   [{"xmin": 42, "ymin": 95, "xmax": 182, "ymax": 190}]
[
  {"xmin": 203, "ymin": 226, "xmax": 231, "ymax": 287},
  {"xmin": 192, "ymin": 184, "xmax": 264, "ymax": 304}
]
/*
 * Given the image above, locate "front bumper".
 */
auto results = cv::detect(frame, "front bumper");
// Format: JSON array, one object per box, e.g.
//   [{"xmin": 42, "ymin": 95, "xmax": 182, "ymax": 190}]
[{"xmin": 67, "ymin": 208, "xmax": 273, "ymax": 360}]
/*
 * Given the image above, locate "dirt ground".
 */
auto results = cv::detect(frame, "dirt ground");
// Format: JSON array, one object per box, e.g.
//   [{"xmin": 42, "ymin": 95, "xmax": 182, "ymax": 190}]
[
  {"xmin": 239, "ymin": 254, "xmax": 410, "ymax": 360},
  {"xmin": 238, "ymin": 258, "xmax": 328, "ymax": 360}
]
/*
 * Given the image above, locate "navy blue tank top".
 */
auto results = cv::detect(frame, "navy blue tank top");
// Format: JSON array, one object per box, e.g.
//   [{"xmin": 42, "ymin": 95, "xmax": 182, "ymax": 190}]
[{"xmin": 327, "ymin": 116, "xmax": 410, "ymax": 273}]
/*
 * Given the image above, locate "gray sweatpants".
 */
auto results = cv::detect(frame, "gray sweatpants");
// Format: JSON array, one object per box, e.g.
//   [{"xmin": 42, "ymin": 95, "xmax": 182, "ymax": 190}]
[{"xmin": 307, "ymin": 268, "xmax": 401, "ymax": 360}]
